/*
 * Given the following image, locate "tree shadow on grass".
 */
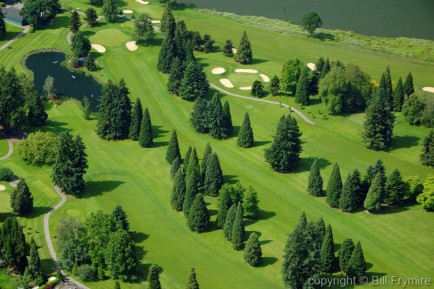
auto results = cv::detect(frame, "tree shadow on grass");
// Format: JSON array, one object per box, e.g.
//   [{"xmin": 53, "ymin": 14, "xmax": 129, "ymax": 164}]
[
  {"xmin": 232, "ymin": 125, "xmax": 240, "ymax": 137},
  {"xmin": 223, "ymin": 174, "xmax": 238, "ymax": 184},
  {"xmin": 245, "ymin": 209, "xmax": 276, "ymax": 226},
  {"xmin": 41, "ymin": 258, "xmax": 57, "ymax": 274},
  {"xmin": 153, "ymin": 125, "xmax": 169, "ymax": 138},
  {"xmin": 83, "ymin": 180, "xmax": 124, "ymax": 198},
  {"xmin": 0, "ymin": 212, "xmax": 15, "ymax": 223},
  {"xmin": 27, "ymin": 206, "xmax": 52, "ymax": 218},
  {"xmin": 208, "ymin": 209, "xmax": 217, "ymax": 217},
  {"xmin": 152, "ymin": 141, "xmax": 169, "ymax": 148},
  {"xmin": 41, "ymin": 120, "xmax": 72, "ymax": 134},
  {"xmin": 42, "ymin": 15, "xmax": 70, "ymax": 30},
  {"xmin": 390, "ymin": 135, "xmax": 420, "ymax": 150},
  {"xmin": 131, "ymin": 231, "xmax": 149, "ymax": 243},
  {"xmin": 293, "ymin": 156, "xmax": 331, "ymax": 173},
  {"xmin": 82, "ymin": 30, "xmax": 96, "ymax": 38},
  {"xmin": 377, "ymin": 205, "xmax": 408, "ymax": 215},
  {"xmin": 313, "ymin": 32, "xmax": 335, "ymax": 41},
  {"xmin": 252, "ymin": 58, "xmax": 268, "ymax": 65},
  {"xmin": 258, "ymin": 256, "xmax": 278, "ymax": 267},
  {"xmin": 254, "ymin": 140, "xmax": 271, "ymax": 147}
]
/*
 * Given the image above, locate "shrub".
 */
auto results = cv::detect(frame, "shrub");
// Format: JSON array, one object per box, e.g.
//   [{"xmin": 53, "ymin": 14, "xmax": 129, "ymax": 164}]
[
  {"xmin": 17, "ymin": 131, "xmax": 59, "ymax": 165},
  {"xmin": 0, "ymin": 167, "xmax": 14, "ymax": 181},
  {"xmin": 76, "ymin": 264, "xmax": 97, "ymax": 282}
]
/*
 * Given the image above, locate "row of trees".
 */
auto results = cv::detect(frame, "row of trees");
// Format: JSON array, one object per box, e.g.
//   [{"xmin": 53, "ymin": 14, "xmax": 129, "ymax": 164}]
[
  {"xmin": 0, "ymin": 68, "xmax": 48, "ymax": 134},
  {"xmin": 69, "ymin": 11, "xmax": 97, "ymax": 70},
  {"xmin": 145, "ymin": 264, "xmax": 200, "ymax": 289},
  {"xmin": 282, "ymin": 213, "xmax": 367, "ymax": 289},
  {"xmin": 58, "ymin": 207, "xmax": 137, "ymax": 281}
]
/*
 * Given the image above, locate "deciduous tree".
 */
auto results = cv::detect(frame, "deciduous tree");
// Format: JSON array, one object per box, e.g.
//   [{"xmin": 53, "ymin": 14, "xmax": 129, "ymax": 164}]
[{"xmin": 300, "ymin": 12, "xmax": 322, "ymax": 36}]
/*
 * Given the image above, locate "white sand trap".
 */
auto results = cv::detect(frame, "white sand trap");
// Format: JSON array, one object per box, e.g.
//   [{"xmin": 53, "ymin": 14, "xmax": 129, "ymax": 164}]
[
  {"xmin": 123, "ymin": 9, "xmax": 133, "ymax": 13},
  {"xmin": 151, "ymin": 20, "xmax": 161, "ymax": 24},
  {"xmin": 260, "ymin": 74, "xmax": 270, "ymax": 82},
  {"xmin": 135, "ymin": 0, "xmax": 149, "ymax": 4},
  {"xmin": 232, "ymin": 48, "xmax": 237, "ymax": 54},
  {"xmin": 235, "ymin": 69, "xmax": 258, "ymax": 74},
  {"xmin": 239, "ymin": 86, "xmax": 252, "ymax": 90},
  {"xmin": 9, "ymin": 179, "xmax": 19, "ymax": 187},
  {"xmin": 212, "ymin": 67, "xmax": 225, "ymax": 75},
  {"xmin": 0, "ymin": 185, "xmax": 5, "ymax": 191},
  {"xmin": 126, "ymin": 41, "xmax": 138, "ymax": 51},
  {"xmin": 422, "ymin": 87, "xmax": 434, "ymax": 93},
  {"xmin": 307, "ymin": 63, "xmax": 317, "ymax": 71},
  {"xmin": 220, "ymin": 78, "xmax": 234, "ymax": 88},
  {"xmin": 91, "ymin": 44, "xmax": 106, "ymax": 53}
]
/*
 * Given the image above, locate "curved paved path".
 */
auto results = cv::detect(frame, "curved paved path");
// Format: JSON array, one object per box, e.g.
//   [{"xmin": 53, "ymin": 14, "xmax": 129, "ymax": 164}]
[
  {"xmin": 0, "ymin": 22, "xmax": 30, "ymax": 51},
  {"xmin": 210, "ymin": 83, "xmax": 316, "ymax": 125},
  {"xmin": 0, "ymin": 139, "xmax": 14, "ymax": 160},
  {"xmin": 44, "ymin": 186, "xmax": 91, "ymax": 289}
]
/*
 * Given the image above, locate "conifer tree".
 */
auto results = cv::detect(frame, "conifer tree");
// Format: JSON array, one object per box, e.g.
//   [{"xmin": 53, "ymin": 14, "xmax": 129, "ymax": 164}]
[
  {"xmin": 183, "ymin": 168, "xmax": 199, "ymax": 218},
  {"xmin": 384, "ymin": 169, "xmax": 406, "ymax": 205},
  {"xmin": 364, "ymin": 172, "xmax": 383, "ymax": 211},
  {"xmin": 179, "ymin": 61, "xmax": 209, "ymax": 101},
  {"xmin": 190, "ymin": 98, "xmax": 209, "ymax": 133},
  {"xmin": 85, "ymin": 8, "xmax": 98, "ymax": 27},
  {"xmin": 186, "ymin": 268, "xmax": 199, "ymax": 289},
  {"xmin": 223, "ymin": 39, "xmax": 234, "ymax": 57},
  {"xmin": 393, "ymin": 77, "xmax": 405, "ymax": 112},
  {"xmin": 216, "ymin": 184, "xmax": 232, "ymax": 228},
  {"xmin": 320, "ymin": 58, "xmax": 330, "ymax": 78},
  {"xmin": 347, "ymin": 242, "xmax": 366, "ymax": 279},
  {"xmin": 186, "ymin": 148, "xmax": 200, "ymax": 184},
  {"xmin": 129, "ymin": 98, "xmax": 143, "ymax": 140},
  {"xmin": 326, "ymin": 163, "xmax": 342, "ymax": 207},
  {"xmin": 160, "ymin": 4, "xmax": 173, "ymax": 33},
  {"xmin": 112, "ymin": 205, "xmax": 129, "ymax": 231},
  {"xmin": 383, "ymin": 66, "xmax": 393, "ymax": 107},
  {"xmin": 363, "ymin": 89, "xmax": 395, "ymax": 150},
  {"xmin": 102, "ymin": 0, "xmax": 117, "ymax": 23},
  {"xmin": 265, "ymin": 115, "xmax": 302, "ymax": 172},
  {"xmin": 166, "ymin": 130, "xmax": 181, "ymax": 164},
  {"xmin": 183, "ymin": 146, "xmax": 192, "ymax": 172},
  {"xmin": 320, "ymin": 225, "xmax": 336, "ymax": 273},
  {"xmin": 171, "ymin": 170, "xmax": 186, "ymax": 211},
  {"xmin": 187, "ymin": 193, "xmax": 210, "ymax": 232},
  {"xmin": 295, "ymin": 67, "xmax": 310, "ymax": 105},
  {"xmin": 339, "ymin": 238, "xmax": 355, "ymax": 273},
  {"xmin": 231, "ymin": 202, "xmax": 245, "ymax": 250},
  {"xmin": 71, "ymin": 31, "xmax": 91, "ymax": 58},
  {"xmin": 339, "ymin": 173, "xmax": 359, "ymax": 212},
  {"xmin": 237, "ymin": 112, "xmax": 254, "ymax": 148},
  {"xmin": 204, "ymin": 153, "xmax": 224, "ymax": 196},
  {"xmin": 222, "ymin": 101, "xmax": 233, "ymax": 138},
  {"xmin": 147, "ymin": 264, "xmax": 161, "ymax": 289},
  {"xmin": 243, "ymin": 232, "xmax": 262, "ymax": 266},
  {"xmin": 157, "ymin": 12, "xmax": 176, "ymax": 73},
  {"xmin": 170, "ymin": 157, "xmax": 181, "ymax": 179},
  {"xmin": 28, "ymin": 94, "xmax": 48, "ymax": 127},
  {"xmin": 70, "ymin": 10, "xmax": 81, "ymax": 33},
  {"xmin": 174, "ymin": 24, "xmax": 185, "ymax": 61},
  {"xmin": 223, "ymin": 204, "xmax": 237, "ymax": 240},
  {"xmin": 201, "ymin": 142, "xmax": 212, "ymax": 183},
  {"xmin": 404, "ymin": 72, "xmax": 414, "ymax": 96},
  {"xmin": 167, "ymin": 58, "xmax": 185, "ymax": 95},
  {"xmin": 307, "ymin": 159, "xmax": 323, "ymax": 196},
  {"xmin": 251, "ymin": 81, "xmax": 265, "ymax": 98},
  {"xmin": 139, "ymin": 108, "xmax": 153, "ymax": 147},
  {"xmin": 270, "ymin": 75, "xmax": 280, "ymax": 96},
  {"xmin": 28, "ymin": 238, "xmax": 43, "ymax": 281},
  {"xmin": 11, "ymin": 179, "xmax": 33, "ymax": 216},
  {"xmin": 314, "ymin": 217, "xmax": 326, "ymax": 250},
  {"xmin": 243, "ymin": 187, "xmax": 259, "ymax": 218},
  {"xmin": 208, "ymin": 95, "xmax": 224, "ymax": 139},
  {"xmin": 352, "ymin": 169, "xmax": 365, "ymax": 207},
  {"xmin": 85, "ymin": 53, "xmax": 97, "ymax": 71},
  {"xmin": 0, "ymin": 10, "xmax": 5, "ymax": 40},
  {"xmin": 234, "ymin": 31, "xmax": 253, "ymax": 64},
  {"xmin": 421, "ymin": 130, "xmax": 434, "ymax": 168}
]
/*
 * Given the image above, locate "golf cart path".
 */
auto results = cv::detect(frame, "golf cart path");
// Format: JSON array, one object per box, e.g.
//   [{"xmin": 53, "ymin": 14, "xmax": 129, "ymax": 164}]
[
  {"xmin": 0, "ymin": 139, "xmax": 14, "ymax": 160},
  {"xmin": 0, "ymin": 22, "xmax": 30, "ymax": 51}
]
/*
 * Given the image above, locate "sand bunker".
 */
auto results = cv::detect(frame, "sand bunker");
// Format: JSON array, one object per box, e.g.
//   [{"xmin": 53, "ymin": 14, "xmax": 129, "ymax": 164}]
[
  {"xmin": 232, "ymin": 48, "xmax": 237, "ymax": 54},
  {"xmin": 260, "ymin": 74, "xmax": 270, "ymax": 82},
  {"xmin": 235, "ymin": 69, "xmax": 258, "ymax": 74},
  {"xmin": 123, "ymin": 9, "xmax": 133, "ymax": 13},
  {"xmin": 422, "ymin": 87, "xmax": 434, "ymax": 93},
  {"xmin": 135, "ymin": 0, "xmax": 149, "ymax": 4},
  {"xmin": 239, "ymin": 86, "xmax": 252, "ymax": 90},
  {"xmin": 91, "ymin": 44, "xmax": 106, "ymax": 53},
  {"xmin": 151, "ymin": 20, "xmax": 161, "ymax": 24},
  {"xmin": 212, "ymin": 67, "xmax": 225, "ymax": 75},
  {"xmin": 0, "ymin": 185, "xmax": 5, "ymax": 191},
  {"xmin": 9, "ymin": 179, "xmax": 19, "ymax": 187},
  {"xmin": 125, "ymin": 41, "xmax": 138, "ymax": 51},
  {"xmin": 307, "ymin": 63, "xmax": 317, "ymax": 71},
  {"xmin": 220, "ymin": 78, "xmax": 234, "ymax": 88}
]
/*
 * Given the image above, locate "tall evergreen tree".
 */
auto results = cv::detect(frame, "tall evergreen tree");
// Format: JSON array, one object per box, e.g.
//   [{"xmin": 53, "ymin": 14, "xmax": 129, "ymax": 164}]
[
  {"xmin": 204, "ymin": 153, "xmax": 224, "ymax": 196},
  {"xmin": 174, "ymin": 23, "xmax": 185, "ymax": 61},
  {"xmin": 28, "ymin": 94, "xmax": 48, "ymax": 127},
  {"xmin": 129, "ymin": 98, "xmax": 143, "ymax": 141},
  {"xmin": 251, "ymin": 81, "xmax": 265, "ymax": 98},
  {"xmin": 421, "ymin": 130, "xmax": 434, "ymax": 168},
  {"xmin": 157, "ymin": 13, "xmax": 176, "ymax": 73},
  {"xmin": 112, "ymin": 205, "xmax": 129, "ymax": 231},
  {"xmin": 307, "ymin": 159, "xmax": 323, "ymax": 196},
  {"xmin": 186, "ymin": 148, "xmax": 200, "ymax": 185},
  {"xmin": 179, "ymin": 61, "xmax": 209, "ymax": 101},
  {"xmin": 383, "ymin": 66, "xmax": 393, "ymax": 107},
  {"xmin": 223, "ymin": 204, "xmax": 237, "ymax": 240},
  {"xmin": 244, "ymin": 232, "xmax": 262, "ymax": 266},
  {"xmin": 352, "ymin": 169, "xmax": 365, "ymax": 207},
  {"xmin": 326, "ymin": 163, "xmax": 342, "ymax": 208},
  {"xmin": 70, "ymin": 10, "xmax": 81, "ymax": 33},
  {"xmin": 147, "ymin": 264, "xmax": 161, "ymax": 289},
  {"xmin": 28, "ymin": 238, "xmax": 43, "ymax": 281},
  {"xmin": 200, "ymin": 142, "xmax": 212, "ymax": 183},
  {"xmin": 84, "ymin": 8, "xmax": 98, "ymax": 27},
  {"xmin": 265, "ymin": 115, "xmax": 302, "ymax": 172},
  {"xmin": 339, "ymin": 173, "xmax": 359, "ymax": 212},
  {"xmin": 314, "ymin": 217, "xmax": 326, "ymax": 251},
  {"xmin": 403, "ymin": 72, "xmax": 414, "ymax": 96},
  {"xmin": 216, "ymin": 184, "xmax": 232, "ymax": 228},
  {"xmin": 10, "ymin": 179, "xmax": 33, "ymax": 216},
  {"xmin": 170, "ymin": 157, "xmax": 181, "ymax": 179},
  {"xmin": 384, "ymin": 169, "xmax": 406, "ymax": 205},
  {"xmin": 187, "ymin": 193, "xmax": 210, "ymax": 232},
  {"xmin": 186, "ymin": 268, "xmax": 199, "ymax": 289},
  {"xmin": 160, "ymin": 4, "xmax": 174, "ymax": 33},
  {"xmin": 393, "ymin": 77, "xmax": 405, "ymax": 112},
  {"xmin": 167, "ymin": 58, "xmax": 186, "ymax": 95},
  {"xmin": 270, "ymin": 75, "xmax": 280, "ymax": 96},
  {"xmin": 234, "ymin": 31, "xmax": 253, "ymax": 64},
  {"xmin": 339, "ymin": 238, "xmax": 355, "ymax": 273},
  {"xmin": 183, "ymin": 168, "xmax": 199, "ymax": 218},
  {"xmin": 222, "ymin": 101, "xmax": 233, "ymax": 138},
  {"xmin": 320, "ymin": 58, "xmax": 330, "ymax": 78},
  {"xmin": 363, "ymin": 89, "xmax": 395, "ymax": 150},
  {"xmin": 364, "ymin": 172, "xmax": 383, "ymax": 211},
  {"xmin": 237, "ymin": 112, "xmax": 254, "ymax": 148},
  {"xmin": 190, "ymin": 98, "xmax": 209, "ymax": 133},
  {"xmin": 166, "ymin": 130, "xmax": 181, "ymax": 164},
  {"xmin": 223, "ymin": 39, "xmax": 234, "ymax": 57},
  {"xmin": 183, "ymin": 146, "xmax": 192, "ymax": 173},
  {"xmin": 0, "ymin": 10, "xmax": 6, "ymax": 40},
  {"xmin": 171, "ymin": 170, "xmax": 186, "ymax": 211},
  {"xmin": 347, "ymin": 242, "xmax": 366, "ymax": 279},
  {"xmin": 320, "ymin": 225, "xmax": 336, "ymax": 273},
  {"xmin": 71, "ymin": 30, "xmax": 91, "ymax": 58},
  {"xmin": 231, "ymin": 203, "xmax": 245, "ymax": 250},
  {"xmin": 1, "ymin": 217, "xmax": 28, "ymax": 274},
  {"xmin": 208, "ymin": 95, "xmax": 224, "ymax": 139},
  {"xmin": 102, "ymin": 0, "xmax": 117, "ymax": 23},
  {"xmin": 139, "ymin": 108, "xmax": 153, "ymax": 147},
  {"xmin": 295, "ymin": 67, "xmax": 310, "ymax": 105}
]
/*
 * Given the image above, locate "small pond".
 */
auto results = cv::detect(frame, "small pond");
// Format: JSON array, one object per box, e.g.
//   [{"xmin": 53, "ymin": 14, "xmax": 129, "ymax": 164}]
[{"xmin": 25, "ymin": 52, "xmax": 102, "ymax": 111}]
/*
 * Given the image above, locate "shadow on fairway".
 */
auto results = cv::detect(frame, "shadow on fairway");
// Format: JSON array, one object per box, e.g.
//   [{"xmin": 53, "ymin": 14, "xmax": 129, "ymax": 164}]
[
  {"xmin": 293, "ymin": 156, "xmax": 331, "ymax": 173},
  {"xmin": 40, "ymin": 258, "xmax": 57, "ymax": 273},
  {"xmin": 259, "ymin": 256, "xmax": 278, "ymax": 267},
  {"xmin": 254, "ymin": 140, "xmax": 271, "ymax": 147},
  {"xmin": 153, "ymin": 141, "xmax": 169, "ymax": 148},
  {"xmin": 0, "ymin": 212, "xmax": 15, "ymax": 223},
  {"xmin": 245, "ymin": 209, "xmax": 276, "ymax": 226},
  {"xmin": 135, "ymin": 262, "xmax": 164, "ymax": 283},
  {"xmin": 131, "ymin": 231, "xmax": 149, "ymax": 242},
  {"xmin": 223, "ymin": 174, "xmax": 238, "ymax": 184},
  {"xmin": 232, "ymin": 125, "xmax": 240, "ymax": 136},
  {"xmin": 390, "ymin": 135, "xmax": 419, "ymax": 150},
  {"xmin": 313, "ymin": 32, "xmax": 335, "ymax": 41},
  {"xmin": 28, "ymin": 206, "xmax": 52, "ymax": 218},
  {"xmin": 252, "ymin": 58, "xmax": 268, "ymax": 65},
  {"xmin": 42, "ymin": 120, "xmax": 72, "ymax": 134},
  {"xmin": 84, "ymin": 180, "xmax": 125, "ymax": 198},
  {"xmin": 153, "ymin": 125, "xmax": 169, "ymax": 138}
]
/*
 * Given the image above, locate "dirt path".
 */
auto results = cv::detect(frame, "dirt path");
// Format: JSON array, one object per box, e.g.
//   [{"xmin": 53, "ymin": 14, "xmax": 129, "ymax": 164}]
[
  {"xmin": 0, "ymin": 139, "xmax": 14, "ymax": 161},
  {"xmin": 210, "ymin": 83, "xmax": 316, "ymax": 125}
]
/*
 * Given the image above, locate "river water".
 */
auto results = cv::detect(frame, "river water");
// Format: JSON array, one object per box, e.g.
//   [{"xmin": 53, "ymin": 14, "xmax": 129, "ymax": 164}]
[{"xmin": 180, "ymin": 0, "xmax": 434, "ymax": 40}]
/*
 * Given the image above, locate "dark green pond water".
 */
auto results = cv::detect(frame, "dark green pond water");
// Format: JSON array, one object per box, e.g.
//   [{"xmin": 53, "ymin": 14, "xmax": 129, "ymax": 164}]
[
  {"xmin": 26, "ymin": 52, "xmax": 102, "ymax": 111},
  {"xmin": 180, "ymin": 0, "xmax": 434, "ymax": 40}
]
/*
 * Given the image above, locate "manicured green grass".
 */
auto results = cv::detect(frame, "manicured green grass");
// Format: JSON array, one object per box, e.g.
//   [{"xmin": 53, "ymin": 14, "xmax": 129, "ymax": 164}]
[
  {"xmin": 0, "ymin": 269, "xmax": 15, "ymax": 289},
  {"xmin": 0, "ymin": 23, "xmax": 23, "ymax": 47},
  {"xmin": 0, "ymin": 1, "xmax": 433, "ymax": 289},
  {"xmin": 0, "ymin": 138, "xmax": 8, "ymax": 157}
]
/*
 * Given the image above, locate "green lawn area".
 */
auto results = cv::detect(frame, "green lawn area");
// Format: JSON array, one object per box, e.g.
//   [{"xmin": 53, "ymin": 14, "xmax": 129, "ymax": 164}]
[
  {"xmin": 0, "ymin": 22, "xmax": 23, "ymax": 47},
  {"xmin": 0, "ymin": 138, "xmax": 8, "ymax": 157},
  {"xmin": 0, "ymin": 269, "xmax": 16, "ymax": 289},
  {"xmin": 0, "ymin": 1, "xmax": 433, "ymax": 289}
]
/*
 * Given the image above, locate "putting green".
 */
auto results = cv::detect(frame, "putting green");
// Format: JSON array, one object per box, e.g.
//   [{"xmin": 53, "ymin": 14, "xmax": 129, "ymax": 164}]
[
  {"xmin": 225, "ymin": 72, "xmax": 263, "ymax": 88},
  {"xmin": 90, "ymin": 29, "xmax": 131, "ymax": 47}
]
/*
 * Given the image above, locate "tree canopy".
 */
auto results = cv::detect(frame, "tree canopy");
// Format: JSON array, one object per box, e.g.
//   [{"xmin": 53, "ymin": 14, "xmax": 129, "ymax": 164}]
[{"xmin": 300, "ymin": 12, "xmax": 322, "ymax": 36}]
